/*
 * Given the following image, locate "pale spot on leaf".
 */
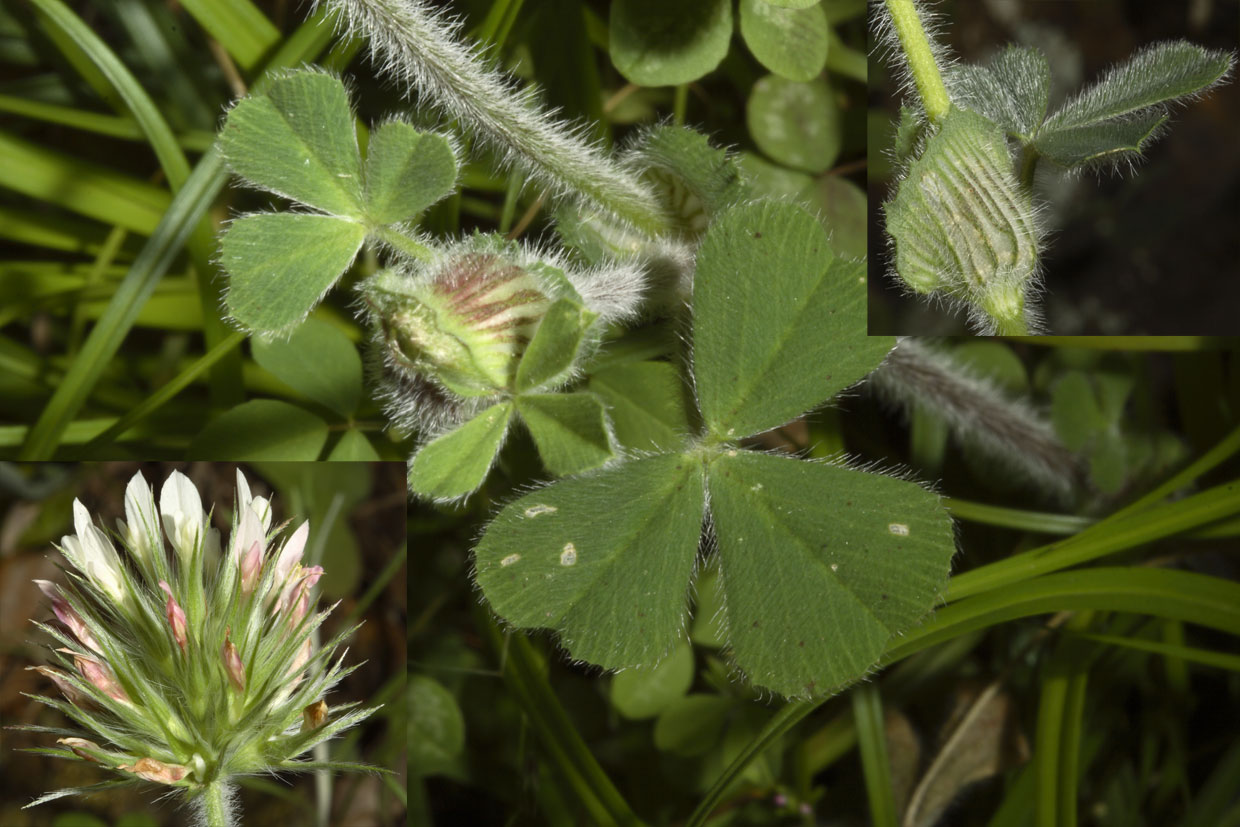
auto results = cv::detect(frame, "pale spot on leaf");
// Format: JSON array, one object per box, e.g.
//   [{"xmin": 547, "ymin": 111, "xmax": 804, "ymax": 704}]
[
  {"xmin": 560, "ymin": 542, "xmax": 577, "ymax": 566},
  {"xmin": 888, "ymin": 523, "xmax": 910, "ymax": 536},
  {"xmin": 500, "ymin": 553, "xmax": 521, "ymax": 567},
  {"xmin": 524, "ymin": 504, "xmax": 558, "ymax": 518}
]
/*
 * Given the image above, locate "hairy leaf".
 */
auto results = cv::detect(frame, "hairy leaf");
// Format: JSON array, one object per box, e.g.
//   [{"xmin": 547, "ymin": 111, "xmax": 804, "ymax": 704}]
[
  {"xmin": 362, "ymin": 119, "xmax": 458, "ymax": 225},
  {"xmin": 220, "ymin": 69, "xmax": 363, "ymax": 217},
  {"xmin": 474, "ymin": 454, "xmax": 706, "ymax": 668},
  {"xmin": 706, "ymin": 449, "xmax": 955, "ymax": 696},
  {"xmin": 610, "ymin": 0, "xmax": 732, "ymax": 87},
  {"xmin": 514, "ymin": 298, "xmax": 597, "ymax": 393},
  {"xmin": 588, "ymin": 361, "xmax": 691, "ymax": 452},
  {"xmin": 1034, "ymin": 112, "xmax": 1167, "ymax": 168},
  {"xmin": 1044, "ymin": 41, "xmax": 1233, "ymax": 133},
  {"xmin": 409, "ymin": 402, "xmax": 513, "ymax": 501},
  {"xmin": 517, "ymin": 392, "xmax": 613, "ymax": 476},
  {"xmin": 693, "ymin": 201, "xmax": 890, "ymax": 440},
  {"xmin": 739, "ymin": 0, "xmax": 829, "ymax": 83},
  {"xmin": 220, "ymin": 213, "xmax": 365, "ymax": 334},
  {"xmin": 948, "ymin": 45, "xmax": 1050, "ymax": 139}
]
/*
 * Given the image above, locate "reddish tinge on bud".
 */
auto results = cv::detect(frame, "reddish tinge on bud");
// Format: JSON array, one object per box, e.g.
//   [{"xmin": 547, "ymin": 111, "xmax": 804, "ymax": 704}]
[
  {"xmin": 67, "ymin": 651, "xmax": 130, "ymax": 703},
  {"xmin": 222, "ymin": 627, "xmax": 246, "ymax": 693},
  {"xmin": 118, "ymin": 757, "xmax": 188, "ymax": 785},
  {"xmin": 34, "ymin": 579, "xmax": 100, "ymax": 653},
  {"xmin": 27, "ymin": 665, "xmax": 88, "ymax": 706},
  {"xmin": 240, "ymin": 539, "xmax": 263, "ymax": 595},
  {"xmin": 57, "ymin": 737, "xmax": 105, "ymax": 763},
  {"xmin": 158, "ymin": 581, "xmax": 189, "ymax": 653}
]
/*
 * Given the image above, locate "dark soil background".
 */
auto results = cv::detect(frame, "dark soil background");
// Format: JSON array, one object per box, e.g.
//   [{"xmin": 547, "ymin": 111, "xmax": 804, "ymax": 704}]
[{"xmin": 868, "ymin": 0, "xmax": 1240, "ymax": 335}]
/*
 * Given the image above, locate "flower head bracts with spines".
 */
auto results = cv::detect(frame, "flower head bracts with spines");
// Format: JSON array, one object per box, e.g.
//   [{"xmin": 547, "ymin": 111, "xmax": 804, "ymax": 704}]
[
  {"xmin": 320, "ymin": 0, "xmax": 671, "ymax": 237},
  {"xmin": 18, "ymin": 470, "xmax": 383, "ymax": 826}
]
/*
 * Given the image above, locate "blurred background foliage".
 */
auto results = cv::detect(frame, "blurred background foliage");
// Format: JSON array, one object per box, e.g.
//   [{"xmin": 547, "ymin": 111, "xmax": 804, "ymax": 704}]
[{"xmin": 0, "ymin": 461, "xmax": 407, "ymax": 826}]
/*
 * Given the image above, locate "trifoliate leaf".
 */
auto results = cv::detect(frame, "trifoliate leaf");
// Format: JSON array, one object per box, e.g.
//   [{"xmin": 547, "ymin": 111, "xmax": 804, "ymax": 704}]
[
  {"xmin": 474, "ymin": 454, "xmax": 705, "ymax": 668},
  {"xmin": 747, "ymin": 75, "xmax": 840, "ymax": 173},
  {"xmin": 516, "ymin": 392, "xmax": 613, "ymax": 476},
  {"xmin": 739, "ymin": 0, "xmax": 829, "ymax": 83},
  {"xmin": 251, "ymin": 317, "xmax": 362, "ymax": 417},
  {"xmin": 1044, "ymin": 41, "xmax": 1233, "ymax": 132},
  {"xmin": 186, "ymin": 400, "xmax": 329, "ymax": 459},
  {"xmin": 705, "ymin": 449, "xmax": 955, "ymax": 696},
  {"xmin": 588, "ymin": 361, "xmax": 691, "ymax": 453},
  {"xmin": 610, "ymin": 0, "xmax": 732, "ymax": 87},
  {"xmin": 409, "ymin": 402, "xmax": 513, "ymax": 501},
  {"xmin": 693, "ymin": 201, "xmax": 891, "ymax": 440},
  {"xmin": 220, "ymin": 213, "xmax": 365, "ymax": 334},
  {"xmin": 220, "ymin": 69, "xmax": 363, "ymax": 218},
  {"xmin": 947, "ymin": 45, "xmax": 1050, "ymax": 139},
  {"xmin": 362, "ymin": 120, "xmax": 458, "ymax": 225},
  {"xmin": 610, "ymin": 640, "xmax": 695, "ymax": 720},
  {"xmin": 514, "ymin": 298, "xmax": 597, "ymax": 393}
]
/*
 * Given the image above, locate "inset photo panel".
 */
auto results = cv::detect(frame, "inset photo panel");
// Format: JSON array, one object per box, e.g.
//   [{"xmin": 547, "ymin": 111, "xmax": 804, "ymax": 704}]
[
  {"xmin": 0, "ymin": 461, "xmax": 407, "ymax": 826},
  {"xmin": 869, "ymin": 0, "xmax": 1238, "ymax": 336}
]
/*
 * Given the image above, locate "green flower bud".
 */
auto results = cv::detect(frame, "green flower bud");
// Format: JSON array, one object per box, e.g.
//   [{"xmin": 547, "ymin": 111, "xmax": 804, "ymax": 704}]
[{"xmin": 884, "ymin": 107, "xmax": 1042, "ymax": 333}]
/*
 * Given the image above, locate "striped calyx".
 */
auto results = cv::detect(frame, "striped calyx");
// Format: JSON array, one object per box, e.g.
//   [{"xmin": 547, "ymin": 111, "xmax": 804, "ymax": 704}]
[
  {"xmin": 885, "ymin": 107, "xmax": 1039, "ymax": 327},
  {"xmin": 362, "ymin": 238, "xmax": 580, "ymax": 399}
]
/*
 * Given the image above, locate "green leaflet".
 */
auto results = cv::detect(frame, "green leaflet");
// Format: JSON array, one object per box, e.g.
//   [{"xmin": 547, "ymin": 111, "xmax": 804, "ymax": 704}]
[
  {"xmin": 220, "ymin": 69, "xmax": 364, "ymax": 218},
  {"xmin": 609, "ymin": 0, "xmax": 732, "ymax": 87},
  {"xmin": 514, "ymin": 298, "xmax": 598, "ymax": 393},
  {"xmin": 705, "ymin": 450, "xmax": 955, "ymax": 697},
  {"xmin": 410, "ymin": 674, "xmax": 465, "ymax": 776},
  {"xmin": 739, "ymin": 0, "xmax": 829, "ymax": 83},
  {"xmin": 516, "ymin": 392, "xmax": 614, "ymax": 477},
  {"xmin": 409, "ymin": 402, "xmax": 513, "ymax": 501},
  {"xmin": 1044, "ymin": 41, "xmax": 1233, "ymax": 132},
  {"xmin": 693, "ymin": 201, "xmax": 890, "ymax": 440},
  {"xmin": 762, "ymin": 0, "xmax": 821, "ymax": 8},
  {"xmin": 362, "ymin": 119, "xmax": 460, "ymax": 225},
  {"xmin": 747, "ymin": 75, "xmax": 840, "ymax": 173},
  {"xmin": 186, "ymin": 399, "xmax": 328, "ymax": 459},
  {"xmin": 609, "ymin": 639, "xmax": 695, "ymax": 720},
  {"xmin": 327, "ymin": 429, "xmax": 381, "ymax": 461},
  {"xmin": 1033, "ymin": 113, "xmax": 1167, "ymax": 168},
  {"xmin": 251, "ymin": 317, "xmax": 362, "ymax": 417},
  {"xmin": 474, "ymin": 454, "xmax": 706, "ymax": 668},
  {"xmin": 220, "ymin": 213, "xmax": 366, "ymax": 335},
  {"xmin": 627, "ymin": 126, "xmax": 746, "ymax": 236},
  {"xmin": 588, "ymin": 361, "xmax": 691, "ymax": 453},
  {"xmin": 948, "ymin": 45, "xmax": 1050, "ymax": 140}
]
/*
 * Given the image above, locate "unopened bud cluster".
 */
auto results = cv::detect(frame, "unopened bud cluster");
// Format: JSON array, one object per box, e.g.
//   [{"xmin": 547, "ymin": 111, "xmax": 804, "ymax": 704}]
[{"xmin": 22, "ymin": 470, "xmax": 378, "ymax": 820}]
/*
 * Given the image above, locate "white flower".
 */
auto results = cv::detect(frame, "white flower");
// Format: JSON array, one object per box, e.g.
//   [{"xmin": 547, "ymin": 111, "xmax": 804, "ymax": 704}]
[
  {"xmin": 120, "ymin": 472, "xmax": 162, "ymax": 566},
  {"xmin": 273, "ymin": 520, "xmax": 310, "ymax": 587},
  {"xmin": 61, "ymin": 500, "xmax": 126, "ymax": 604},
  {"xmin": 234, "ymin": 469, "xmax": 272, "ymax": 533},
  {"xmin": 160, "ymin": 470, "xmax": 206, "ymax": 560}
]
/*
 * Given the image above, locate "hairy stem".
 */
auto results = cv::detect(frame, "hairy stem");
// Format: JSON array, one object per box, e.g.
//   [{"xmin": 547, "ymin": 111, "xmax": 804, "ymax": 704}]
[
  {"xmin": 992, "ymin": 312, "xmax": 1029, "ymax": 336},
  {"xmin": 1019, "ymin": 144, "xmax": 1040, "ymax": 190},
  {"xmin": 883, "ymin": 0, "xmax": 951, "ymax": 123},
  {"xmin": 324, "ymin": 0, "xmax": 669, "ymax": 235},
  {"xmin": 198, "ymin": 781, "xmax": 236, "ymax": 827}
]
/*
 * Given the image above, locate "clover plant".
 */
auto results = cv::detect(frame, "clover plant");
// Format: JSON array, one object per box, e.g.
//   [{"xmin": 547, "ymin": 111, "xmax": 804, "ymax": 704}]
[
  {"xmin": 874, "ymin": 0, "xmax": 1234, "ymax": 335},
  {"xmin": 203, "ymin": 0, "xmax": 960, "ymax": 699}
]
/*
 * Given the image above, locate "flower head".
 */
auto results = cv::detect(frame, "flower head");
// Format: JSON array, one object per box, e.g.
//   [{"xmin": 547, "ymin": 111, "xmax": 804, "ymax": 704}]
[{"xmin": 24, "ymin": 469, "xmax": 382, "ymax": 820}]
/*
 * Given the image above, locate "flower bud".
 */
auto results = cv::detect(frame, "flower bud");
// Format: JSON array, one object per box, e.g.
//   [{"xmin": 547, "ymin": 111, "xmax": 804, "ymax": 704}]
[
  {"xmin": 34, "ymin": 579, "xmax": 100, "ymax": 653},
  {"xmin": 122, "ymin": 472, "xmax": 162, "ymax": 566},
  {"xmin": 28, "ymin": 665, "xmax": 88, "ymax": 706},
  {"xmin": 884, "ymin": 107, "xmax": 1041, "ymax": 333},
  {"xmin": 302, "ymin": 699, "xmax": 327, "ymax": 732},
  {"xmin": 272, "ymin": 521, "xmax": 309, "ymax": 589},
  {"xmin": 69, "ymin": 651, "xmax": 130, "ymax": 703},
  {"xmin": 61, "ymin": 500, "xmax": 127, "ymax": 604},
  {"xmin": 239, "ymin": 540, "xmax": 263, "ymax": 595},
  {"xmin": 158, "ymin": 580, "xmax": 189, "ymax": 653},
  {"xmin": 57, "ymin": 737, "xmax": 105, "ymax": 763},
  {"xmin": 160, "ymin": 470, "xmax": 206, "ymax": 561},
  {"xmin": 222, "ymin": 628, "xmax": 246, "ymax": 693},
  {"xmin": 118, "ymin": 757, "xmax": 188, "ymax": 784}
]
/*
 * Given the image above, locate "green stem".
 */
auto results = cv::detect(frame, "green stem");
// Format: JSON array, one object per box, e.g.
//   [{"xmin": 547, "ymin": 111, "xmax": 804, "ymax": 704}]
[
  {"xmin": 201, "ymin": 781, "xmax": 235, "ymax": 827},
  {"xmin": 672, "ymin": 83, "xmax": 688, "ymax": 126},
  {"xmin": 1019, "ymin": 144, "xmax": 1040, "ymax": 190},
  {"xmin": 992, "ymin": 313, "xmax": 1029, "ymax": 336},
  {"xmin": 883, "ymin": 0, "xmax": 951, "ymax": 123}
]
